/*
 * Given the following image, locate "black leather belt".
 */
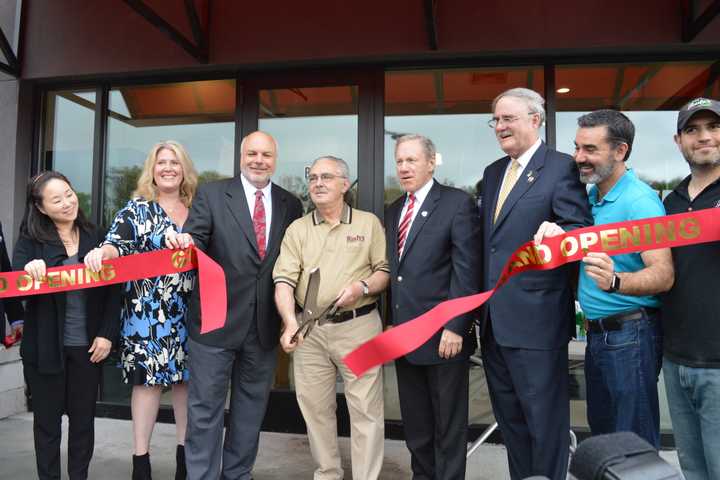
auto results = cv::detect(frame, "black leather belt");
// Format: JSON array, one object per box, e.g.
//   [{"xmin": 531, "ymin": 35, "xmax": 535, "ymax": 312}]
[
  {"xmin": 587, "ymin": 308, "xmax": 656, "ymax": 333},
  {"xmin": 327, "ymin": 303, "xmax": 377, "ymax": 324}
]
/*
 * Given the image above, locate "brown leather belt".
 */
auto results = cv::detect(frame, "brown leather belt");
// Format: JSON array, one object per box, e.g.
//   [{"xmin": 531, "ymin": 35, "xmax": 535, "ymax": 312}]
[
  {"xmin": 327, "ymin": 303, "xmax": 377, "ymax": 324},
  {"xmin": 587, "ymin": 308, "xmax": 656, "ymax": 333}
]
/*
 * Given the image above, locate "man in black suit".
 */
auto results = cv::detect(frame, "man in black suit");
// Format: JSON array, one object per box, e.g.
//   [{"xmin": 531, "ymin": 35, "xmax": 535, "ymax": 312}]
[
  {"xmin": 386, "ymin": 134, "xmax": 481, "ymax": 480},
  {"xmin": 479, "ymin": 88, "xmax": 592, "ymax": 480},
  {"xmin": 169, "ymin": 131, "xmax": 303, "ymax": 480},
  {"xmin": 0, "ymin": 221, "xmax": 24, "ymax": 344}
]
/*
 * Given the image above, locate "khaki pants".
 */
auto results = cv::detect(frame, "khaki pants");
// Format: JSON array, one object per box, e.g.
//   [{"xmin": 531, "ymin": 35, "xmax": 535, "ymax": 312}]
[{"xmin": 294, "ymin": 309, "xmax": 384, "ymax": 480}]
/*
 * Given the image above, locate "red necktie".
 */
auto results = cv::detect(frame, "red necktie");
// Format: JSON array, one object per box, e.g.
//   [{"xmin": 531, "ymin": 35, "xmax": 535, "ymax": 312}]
[
  {"xmin": 253, "ymin": 190, "xmax": 266, "ymax": 259},
  {"xmin": 397, "ymin": 194, "xmax": 416, "ymax": 256}
]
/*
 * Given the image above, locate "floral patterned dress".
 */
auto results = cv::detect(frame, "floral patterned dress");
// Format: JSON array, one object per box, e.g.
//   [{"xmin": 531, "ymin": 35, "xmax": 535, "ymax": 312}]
[{"xmin": 104, "ymin": 198, "xmax": 194, "ymax": 386}]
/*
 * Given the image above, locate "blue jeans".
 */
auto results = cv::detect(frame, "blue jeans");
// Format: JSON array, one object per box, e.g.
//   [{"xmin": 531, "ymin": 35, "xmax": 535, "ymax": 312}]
[
  {"xmin": 663, "ymin": 357, "xmax": 720, "ymax": 480},
  {"xmin": 585, "ymin": 310, "xmax": 662, "ymax": 448}
]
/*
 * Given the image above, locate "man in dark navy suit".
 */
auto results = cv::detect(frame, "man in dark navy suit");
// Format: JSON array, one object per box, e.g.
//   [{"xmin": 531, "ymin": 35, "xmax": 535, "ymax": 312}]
[
  {"xmin": 1, "ymin": 221, "xmax": 24, "ymax": 345},
  {"xmin": 386, "ymin": 134, "xmax": 481, "ymax": 480},
  {"xmin": 478, "ymin": 88, "xmax": 592, "ymax": 480}
]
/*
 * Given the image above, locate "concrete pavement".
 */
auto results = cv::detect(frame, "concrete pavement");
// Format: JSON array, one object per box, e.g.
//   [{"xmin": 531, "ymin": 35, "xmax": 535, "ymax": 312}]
[{"xmin": 0, "ymin": 412, "xmax": 682, "ymax": 479}]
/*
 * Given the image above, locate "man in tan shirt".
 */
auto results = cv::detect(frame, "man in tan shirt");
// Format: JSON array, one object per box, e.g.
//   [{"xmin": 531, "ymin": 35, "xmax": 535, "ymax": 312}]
[{"xmin": 274, "ymin": 155, "xmax": 389, "ymax": 480}]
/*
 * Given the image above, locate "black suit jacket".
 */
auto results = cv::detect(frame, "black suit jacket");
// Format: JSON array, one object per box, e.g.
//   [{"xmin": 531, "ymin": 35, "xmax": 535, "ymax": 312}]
[
  {"xmin": 184, "ymin": 176, "xmax": 303, "ymax": 350},
  {"xmin": 479, "ymin": 142, "xmax": 593, "ymax": 350},
  {"xmin": 12, "ymin": 226, "xmax": 121, "ymax": 374},
  {"xmin": 1, "ymin": 222, "xmax": 24, "ymax": 336},
  {"xmin": 386, "ymin": 180, "xmax": 481, "ymax": 365}
]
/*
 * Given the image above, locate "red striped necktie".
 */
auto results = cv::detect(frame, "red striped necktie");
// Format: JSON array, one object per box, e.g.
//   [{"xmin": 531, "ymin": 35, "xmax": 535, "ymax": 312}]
[
  {"xmin": 397, "ymin": 193, "xmax": 416, "ymax": 256},
  {"xmin": 253, "ymin": 190, "xmax": 266, "ymax": 259}
]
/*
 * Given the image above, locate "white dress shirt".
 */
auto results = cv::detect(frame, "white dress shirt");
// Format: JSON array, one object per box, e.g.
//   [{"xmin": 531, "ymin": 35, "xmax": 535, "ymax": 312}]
[
  {"xmin": 398, "ymin": 177, "xmax": 435, "ymax": 249},
  {"xmin": 240, "ymin": 173, "xmax": 273, "ymax": 248},
  {"xmin": 501, "ymin": 137, "xmax": 542, "ymax": 181}
]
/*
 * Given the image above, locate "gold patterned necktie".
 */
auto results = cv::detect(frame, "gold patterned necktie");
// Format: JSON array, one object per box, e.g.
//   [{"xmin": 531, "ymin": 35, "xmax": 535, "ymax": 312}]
[{"xmin": 494, "ymin": 159, "xmax": 520, "ymax": 223}]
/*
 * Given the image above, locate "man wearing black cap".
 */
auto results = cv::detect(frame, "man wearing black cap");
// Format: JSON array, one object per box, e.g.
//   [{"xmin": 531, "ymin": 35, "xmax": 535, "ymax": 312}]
[{"xmin": 662, "ymin": 97, "xmax": 720, "ymax": 480}]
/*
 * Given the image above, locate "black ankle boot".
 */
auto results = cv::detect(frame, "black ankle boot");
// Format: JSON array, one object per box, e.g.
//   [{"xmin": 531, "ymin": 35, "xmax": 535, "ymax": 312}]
[
  {"xmin": 132, "ymin": 453, "xmax": 152, "ymax": 480},
  {"xmin": 175, "ymin": 445, "xmax": 187, "ymax": 480}
]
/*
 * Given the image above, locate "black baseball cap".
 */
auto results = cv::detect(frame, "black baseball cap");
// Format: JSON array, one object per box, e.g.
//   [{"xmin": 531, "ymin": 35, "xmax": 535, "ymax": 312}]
[{"xmin": 677, "ymin": 97, "xmax": 720, "ymax": 132}]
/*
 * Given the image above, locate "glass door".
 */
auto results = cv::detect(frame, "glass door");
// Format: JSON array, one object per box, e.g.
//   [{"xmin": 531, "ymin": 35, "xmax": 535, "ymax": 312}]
[{"xmin": 240, "ymin": 72, "xmax": 383, "ymax": 398}]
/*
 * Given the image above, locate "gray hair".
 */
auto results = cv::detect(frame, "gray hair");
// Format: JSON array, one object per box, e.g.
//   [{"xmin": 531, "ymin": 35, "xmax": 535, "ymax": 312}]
[
  {"xmin": 395, "ymin": 134, "xmax": 437, "ymax": 160},
  {"xmin": 311, "ymin": 155, "xmax": 350, "ymax": 178},
  {"xmin": 492, "ymin": 88, "xmax": 546, "ymax": 125}
]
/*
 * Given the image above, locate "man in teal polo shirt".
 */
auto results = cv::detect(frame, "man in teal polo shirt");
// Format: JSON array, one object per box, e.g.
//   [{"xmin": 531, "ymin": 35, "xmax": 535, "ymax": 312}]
[
  {"xmin": 534, "ymin": 109, "xmax": 674, "ymax": 448},
  {"xmin": 575, "ymin": 109, "xmax": 674, "ymax": 448}
]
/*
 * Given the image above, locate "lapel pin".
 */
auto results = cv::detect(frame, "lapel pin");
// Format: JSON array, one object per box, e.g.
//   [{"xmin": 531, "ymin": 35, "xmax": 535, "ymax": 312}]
[
  {"xmin": 421, "ymin": 211, "xmax": 428, "ymax": 217},
  {"xmin": 526, "ymin": 171, "xmax": 535, "ymax": 183}
]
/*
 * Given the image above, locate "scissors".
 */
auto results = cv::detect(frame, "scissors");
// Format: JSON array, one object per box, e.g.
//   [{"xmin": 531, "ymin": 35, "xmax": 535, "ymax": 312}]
[{"xmin": 291, "ymin": 268, "xmax": 339, "ymax": 343}]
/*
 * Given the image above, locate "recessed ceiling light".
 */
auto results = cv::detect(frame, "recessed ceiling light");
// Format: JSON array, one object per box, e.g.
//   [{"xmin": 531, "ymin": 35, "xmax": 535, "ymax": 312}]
[{"xmin": 557, "ymin": 87, "xmax": 571, "ymax": 94}]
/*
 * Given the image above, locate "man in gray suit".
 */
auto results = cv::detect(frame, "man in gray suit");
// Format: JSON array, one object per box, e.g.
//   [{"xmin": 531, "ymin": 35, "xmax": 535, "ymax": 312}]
[{"xmin": 169, "ymin": 131, "xmax": 303, "ymax": 479}]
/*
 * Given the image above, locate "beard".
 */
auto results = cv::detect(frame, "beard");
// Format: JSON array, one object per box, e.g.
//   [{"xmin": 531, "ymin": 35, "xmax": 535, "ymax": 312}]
[
  {"xmin": 684, "ymin": 147, "xmax": 720, "ymax": 170},
  {"xmin": 578, "ymin": 161, "xmax": 616, "ymax": 185}
]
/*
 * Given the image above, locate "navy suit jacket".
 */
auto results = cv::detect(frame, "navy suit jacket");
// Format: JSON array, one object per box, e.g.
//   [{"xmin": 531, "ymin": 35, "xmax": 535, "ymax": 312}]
[
  {"xmin": 184, "ymin": 177, "xmax": 303, "ymax": 350},
  {"xmin": 386, "ymin": 180, "xmax": 481, "ymax": 365},
  {"xmin": 480, "ymin": 142, "xmax": 592, "ymax": 350},
  {"xmin": 0, "ymin": 222, "xmax": 24, "ymax": 336}
]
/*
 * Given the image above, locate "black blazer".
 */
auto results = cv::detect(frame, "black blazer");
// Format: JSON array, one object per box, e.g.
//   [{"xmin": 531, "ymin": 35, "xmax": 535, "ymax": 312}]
[
  {"xmin": 12, "ymin": 226, "xmax": 122, "ymax": 374},
  {"xmin": 184, "ymin": 176, "xmax": 303, "ymax": 350},
  {"xmin": 0, "ymin": 222, "xmax": 24, "ymax": 335},
  {"xmin": 479, "ymin": 142, "xmax": 593, "ymax": 350},
  {"xmin": 386, "ymin": 181, "xmax": 482, "ymax": 365}
]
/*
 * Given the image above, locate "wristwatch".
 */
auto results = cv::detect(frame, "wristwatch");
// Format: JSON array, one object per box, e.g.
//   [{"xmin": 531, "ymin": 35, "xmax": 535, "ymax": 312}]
[
  {"xmin": 606, "ymin": 273, "xmax": 621, "ymax": 293},
  {"xmin": 359, "ymin": 280, "xmax": 370, "ymax": 296}
]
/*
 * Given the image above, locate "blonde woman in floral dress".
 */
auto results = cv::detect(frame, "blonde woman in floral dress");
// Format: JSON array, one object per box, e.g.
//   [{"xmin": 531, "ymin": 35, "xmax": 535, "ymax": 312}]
[{"xmin": 85, "ymin": 141, "xmax": 197, "ymax": 480}]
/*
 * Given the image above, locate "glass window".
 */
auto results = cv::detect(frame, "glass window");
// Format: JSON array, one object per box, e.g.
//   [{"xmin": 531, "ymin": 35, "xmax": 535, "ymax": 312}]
[
  {"xmin": 556, "ymin": 61, "xmax": 720, "ymax": 197},
  {"xmin": 385, "ymin": 67, "xmax": 545, "ymax": 205},
  {"xmin": 104, "ymin": 79, "xmax": 236, "ymax": 224},
  {"xmin": 384, "ymin": 67, "xmax": 544, "ymax": 423},
  {"xmin": 42, "ymin": 90, "xmax": 96, "ymax": 215},
  {"xmin": 258, "ymin": 86, "xmax": 359, "ymax": 212},
  {"xmin": 555, "ymin": 61, "xmax": 720, "ymax": 433},
  {"xmin": 101, "ymin": 79, "xmax": 236, "ymax": 405}
]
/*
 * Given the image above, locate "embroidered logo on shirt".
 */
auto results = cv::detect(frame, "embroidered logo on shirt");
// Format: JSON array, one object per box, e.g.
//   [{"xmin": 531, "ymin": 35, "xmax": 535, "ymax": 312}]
[{"xmin": 347, "ymin": 235, "xmax": 365, "ymax": 243}]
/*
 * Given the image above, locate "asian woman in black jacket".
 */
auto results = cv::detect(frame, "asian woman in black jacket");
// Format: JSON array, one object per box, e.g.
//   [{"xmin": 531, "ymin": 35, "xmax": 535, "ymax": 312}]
[{"xmin": 13, "ymin": 171, "xmax": 121, "ymax": 480}]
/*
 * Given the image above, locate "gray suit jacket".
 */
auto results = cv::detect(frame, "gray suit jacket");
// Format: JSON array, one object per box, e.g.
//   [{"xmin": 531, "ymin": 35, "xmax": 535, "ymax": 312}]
[{"xmin": 184, "ymin": 176, "xmax": 303, "ymax": 350}]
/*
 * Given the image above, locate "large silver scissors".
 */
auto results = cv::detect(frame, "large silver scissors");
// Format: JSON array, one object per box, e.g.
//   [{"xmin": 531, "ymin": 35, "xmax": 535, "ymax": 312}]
[{"xmin": 291, "ymin": 268, "xmax": 339, "ymax": 343}]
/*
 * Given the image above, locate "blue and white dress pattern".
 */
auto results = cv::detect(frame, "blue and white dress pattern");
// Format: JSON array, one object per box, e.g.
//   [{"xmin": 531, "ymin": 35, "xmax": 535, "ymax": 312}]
[{"xmin": 104, "ymin": 198, "xmax": 194, "ymax": 386}]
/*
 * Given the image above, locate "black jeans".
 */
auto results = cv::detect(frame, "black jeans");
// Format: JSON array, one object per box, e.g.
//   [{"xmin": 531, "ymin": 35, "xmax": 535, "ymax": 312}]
[{"xmin": 24, "ymin": 346, "xmax": 101, "ymax": 480}]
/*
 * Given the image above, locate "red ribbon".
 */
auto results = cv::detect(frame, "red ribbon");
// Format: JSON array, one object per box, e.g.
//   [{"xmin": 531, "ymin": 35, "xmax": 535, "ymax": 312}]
[
  {"xmin": 344, "ymin": 208, "xmax": 719, "ymax": 376},
  {"xmin": 0, "ymin": 247, "xmax": 227, "ymax": 334}
]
